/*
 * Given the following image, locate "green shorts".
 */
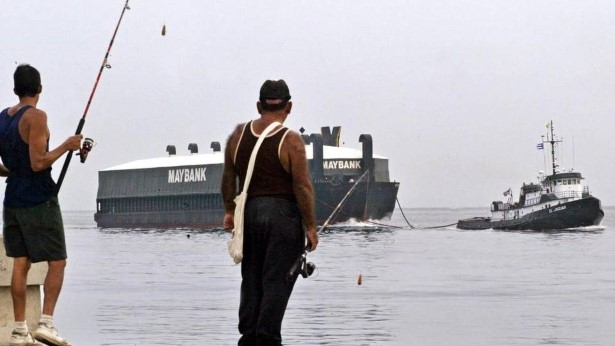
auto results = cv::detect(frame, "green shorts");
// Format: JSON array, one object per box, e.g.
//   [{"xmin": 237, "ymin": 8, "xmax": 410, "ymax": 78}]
[{"xmin": 3, "ymin": 196, "xmax": 67, "ymax": 263}]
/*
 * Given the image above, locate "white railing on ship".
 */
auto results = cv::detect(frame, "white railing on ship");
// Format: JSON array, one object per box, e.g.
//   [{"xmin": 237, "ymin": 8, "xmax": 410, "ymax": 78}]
[
  {"xmin": 524, "ymin": 190, "xmax": 584, "ymax": 207},
  {"xmin": 524, "ymin": 197, "xmax": 541, "ymax": 206},
  {"xmin": 555, "ymin": 190, "xmax": 583, "ymax": 199}
]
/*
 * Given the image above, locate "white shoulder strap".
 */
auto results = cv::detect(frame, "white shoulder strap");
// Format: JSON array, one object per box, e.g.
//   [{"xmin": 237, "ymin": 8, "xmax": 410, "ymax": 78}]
[{"xmin": 241, "ymin": 121, "xmax": 282, "ymax": 193}]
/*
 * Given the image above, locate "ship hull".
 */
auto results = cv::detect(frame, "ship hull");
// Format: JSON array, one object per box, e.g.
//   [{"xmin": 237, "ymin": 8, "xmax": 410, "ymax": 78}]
[
  {"xmin": 94, "ymin": 181, "xmax": 399, "ymax": 229},
  {"xmin": 457, "ymin": 197, "xmax": 604, "ymax": 231},
  {"xmin": 94, "ymin": 126, "xmax": 399, "ymax": 229},
  {"xmin": 313, "ymin": 181, "xmax": 399, "ymax": 223}
]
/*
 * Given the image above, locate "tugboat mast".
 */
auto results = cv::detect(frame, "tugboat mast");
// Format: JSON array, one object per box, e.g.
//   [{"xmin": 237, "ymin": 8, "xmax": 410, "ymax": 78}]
[{"xmin": 544, "ymin": 120, "xmax": 562, "ymax": 175}]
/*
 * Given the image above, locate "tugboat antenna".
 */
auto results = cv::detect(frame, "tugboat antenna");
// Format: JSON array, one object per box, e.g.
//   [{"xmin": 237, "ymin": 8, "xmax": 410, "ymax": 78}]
[{"xmin": 545, "ymin": 120, "xmax": 562, "ymax": 175}]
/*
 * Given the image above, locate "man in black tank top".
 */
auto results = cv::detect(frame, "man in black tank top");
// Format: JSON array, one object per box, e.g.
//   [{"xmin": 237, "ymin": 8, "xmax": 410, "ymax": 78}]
[
  {"xmin": 1, "ymin": 64, "xmax": 82, "ymax": 346},
  {"xmin": 222, "ymin": 80, "xmax": 318, "ymax": 345}
]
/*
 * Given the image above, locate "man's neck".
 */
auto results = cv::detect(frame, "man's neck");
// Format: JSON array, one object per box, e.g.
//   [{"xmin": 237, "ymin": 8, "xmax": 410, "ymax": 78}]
[
  {"xmin": 252, "ymin": 113, "xmax": 286, "ymax": 134},
  {"xmin": 259, "ymin": 112, "xmax": 286, "ymax": 124},
  {"xmin": 17, "ymin": 96, "xmax": 38, "ymax": 108}
]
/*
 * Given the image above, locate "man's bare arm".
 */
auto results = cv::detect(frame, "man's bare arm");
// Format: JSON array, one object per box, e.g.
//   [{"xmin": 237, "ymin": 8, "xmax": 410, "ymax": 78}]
[
  {"xmin": 221, "ymin": 124, "xmax": 243, "ymax": 230},
  {"xmin": 282, "ymin": 130, "xmax": 318, "ymax": 250},
  {"xmin": 221, "ymin": 134, "xmax": 238, "ymax": 213},
  {"xmin": 23, "ymin": 109, "xmax": 82, "ymax": 172}
]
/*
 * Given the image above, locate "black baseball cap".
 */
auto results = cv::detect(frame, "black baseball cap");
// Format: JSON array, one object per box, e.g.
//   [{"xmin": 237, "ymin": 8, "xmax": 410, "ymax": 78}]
[{"xmin": 259, "ymin": 79, "xmax": 291, "ymax": 104}]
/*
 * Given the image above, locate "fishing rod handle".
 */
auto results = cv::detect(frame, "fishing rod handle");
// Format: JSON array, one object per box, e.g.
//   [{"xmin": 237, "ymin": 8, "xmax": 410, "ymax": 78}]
[
  {"xmin": 287, "ymin": 248, "xmax": 309, "ymax": 280},
  {"xmin": 56, "ymin": 118, "xmax": 86, "ymax": 192},
  {"xmin": 75, "ymin": 117, "xmax": 85, "ymax": 135}
]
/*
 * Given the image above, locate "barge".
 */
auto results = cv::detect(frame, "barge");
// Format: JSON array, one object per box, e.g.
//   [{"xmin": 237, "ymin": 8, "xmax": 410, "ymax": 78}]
[{"xmin": 94, "ymin": 126, "xmax": 400, "ymax": 229}]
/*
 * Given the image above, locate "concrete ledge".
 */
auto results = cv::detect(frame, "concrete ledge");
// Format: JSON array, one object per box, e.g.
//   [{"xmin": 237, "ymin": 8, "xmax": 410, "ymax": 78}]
[
  {"xmin": 0, "ymin": 236, "xmax": 48, "ymax": 344},
  {"xmin": 0, "ymin": 253, "xmax": 48, "ymax": 287}
]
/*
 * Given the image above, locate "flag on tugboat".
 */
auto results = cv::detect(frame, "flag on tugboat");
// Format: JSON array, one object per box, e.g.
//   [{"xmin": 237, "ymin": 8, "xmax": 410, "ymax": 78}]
[
  {"xmin": 503, "ymin": 188, "xmax": 512, "ymax": 196},
  {"xmin": 536, "ymin": 143, "xmax": 544, "ymax": 150}
]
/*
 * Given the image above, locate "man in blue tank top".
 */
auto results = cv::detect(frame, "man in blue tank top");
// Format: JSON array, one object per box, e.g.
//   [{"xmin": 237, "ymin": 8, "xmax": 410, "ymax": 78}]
[
  {"xmin": 222, "ymin": 79, "xmax": 319, "ymax": 346},
  {"xmin": 0, "ymin": 64, "xmax": 82, "ymax": 346}
]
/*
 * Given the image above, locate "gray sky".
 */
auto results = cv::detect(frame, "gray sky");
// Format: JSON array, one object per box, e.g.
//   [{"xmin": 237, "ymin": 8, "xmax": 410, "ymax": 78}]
[{"xmin": 1, "ymin": 0, "xmax": 614, "ymax": 211}]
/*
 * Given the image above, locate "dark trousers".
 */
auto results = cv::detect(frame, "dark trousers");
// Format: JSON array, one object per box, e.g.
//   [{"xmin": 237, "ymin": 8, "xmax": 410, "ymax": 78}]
[{"xmin": 238, "ymin": 197, "xmax": 305, "ymax": 346}]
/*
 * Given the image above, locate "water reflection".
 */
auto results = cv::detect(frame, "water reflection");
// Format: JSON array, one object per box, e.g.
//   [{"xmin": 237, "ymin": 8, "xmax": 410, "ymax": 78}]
[{"xmin": 494, "ymin": 225, "xmax": 606, "ymax": 236}]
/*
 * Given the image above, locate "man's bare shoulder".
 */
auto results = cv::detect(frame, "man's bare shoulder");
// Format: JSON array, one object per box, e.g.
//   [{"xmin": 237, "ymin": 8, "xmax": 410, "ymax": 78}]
[
  {"xmin": 225, "ymin": 122, "xmax": 249, "ymax": 158},
  {"xmin": 284, "ymin": 129, "xmax": 303, "ymax": 144},
  {"xmin": 22, "ymin": 107, "xmax": 47, "ymax": 124},
  {"xmin": 283, "ymin": 129, "xmax": 307, "ymax": 154},
  {"xmin": 227, "ymin": 122, "xmax": 247, "ymax": 143},
  {"xmin": 234, "ymin": 122, "xmax": 247, "ymax": 134}
]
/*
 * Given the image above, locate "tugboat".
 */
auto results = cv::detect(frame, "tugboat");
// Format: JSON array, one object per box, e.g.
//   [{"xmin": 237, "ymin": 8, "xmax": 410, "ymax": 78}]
[
  {"xmin": 94, "ymin": 126, "xmax": 400, "ymax": 229},
  {"xmin": 457, "ymin": 121, "xmax": 604, "ymax": 231}
]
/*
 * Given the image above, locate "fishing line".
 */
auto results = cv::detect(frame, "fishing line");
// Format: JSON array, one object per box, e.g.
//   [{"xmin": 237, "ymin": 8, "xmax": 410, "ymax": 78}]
[
  {"xmin": 314, "ymin": 172, "xmax": 380, "ymax": 227},
  {"xmin": 287, "ymin": 170, "xmax": 369, "ymax": 281},
  {"xmin": 56, "ymin": 0, "xmax": 131, "ymax": 192},
  {"xmin": 319, "ymin": 170, "xmax": 369, "ymax": 230}
]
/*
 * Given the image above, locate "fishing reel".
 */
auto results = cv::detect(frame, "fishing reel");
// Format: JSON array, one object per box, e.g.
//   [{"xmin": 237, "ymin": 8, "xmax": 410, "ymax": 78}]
[
  {"xmin": 287, "ymin": 248, "xmax": 316, "ymax": 281},
  {"xmin": 299, "ymin": 256, "xmax": 316, "ymax": 279},
  {"xmin": 77, "ymin": 137, "xmax": 95, "ymax": 163}
]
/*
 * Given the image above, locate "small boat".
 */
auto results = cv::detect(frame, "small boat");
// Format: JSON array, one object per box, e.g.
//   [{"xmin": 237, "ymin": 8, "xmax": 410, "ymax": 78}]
[
  {"xmin": 94, "ymin": 126, "xmax": 400, "ymax": 229},
  {"xmin": 457, "ymin": 121, "xmax": 604, "ymax": 231}
]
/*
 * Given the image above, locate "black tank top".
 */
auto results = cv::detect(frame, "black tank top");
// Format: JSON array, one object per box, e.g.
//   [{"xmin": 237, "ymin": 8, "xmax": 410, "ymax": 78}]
[
  {"xmin": 234, "ymin": 121, "xmax": 295, "ymax": 201},
  {"xmin": 0, "ymin": 106, "xmax": 56, "ymax": 207}
]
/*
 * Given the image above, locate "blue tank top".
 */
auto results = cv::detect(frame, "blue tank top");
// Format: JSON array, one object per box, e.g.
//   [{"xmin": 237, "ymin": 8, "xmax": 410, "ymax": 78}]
[{"xmin": 0, "ymin": 106, "xmax": 56, "ymax": 208}]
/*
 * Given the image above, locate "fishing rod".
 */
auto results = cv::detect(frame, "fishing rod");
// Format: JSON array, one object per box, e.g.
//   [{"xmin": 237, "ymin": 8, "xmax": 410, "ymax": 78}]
[
  {"xmin": 287, "ymin": 170, "xmax": 370, "ymax": 281},
  {"xmin": 55, "ymin": 0, "xmax": 131, "ymax": 192}
]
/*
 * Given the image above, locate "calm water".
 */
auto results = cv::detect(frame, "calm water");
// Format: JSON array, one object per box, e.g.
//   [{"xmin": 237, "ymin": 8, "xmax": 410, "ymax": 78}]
[{"xmin": 53, "ymin": 207, "xmax": 615, "ymax": 346}]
